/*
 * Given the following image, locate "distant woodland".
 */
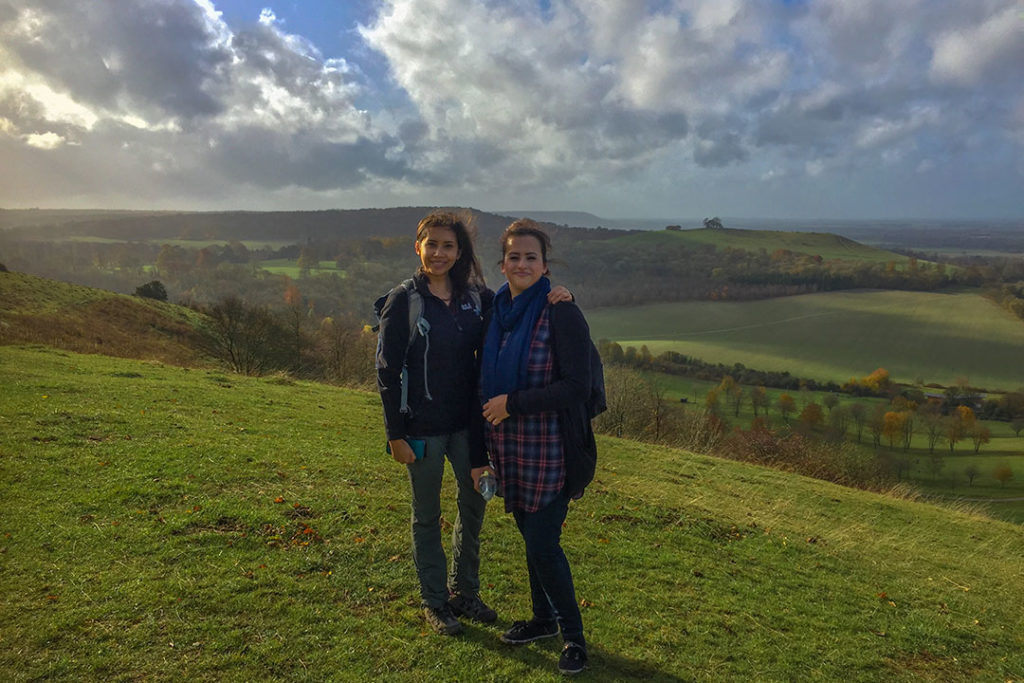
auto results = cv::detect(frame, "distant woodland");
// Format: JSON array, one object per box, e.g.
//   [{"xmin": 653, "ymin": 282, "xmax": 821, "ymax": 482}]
[
  {"xmin": 5, "ymin": 207, "xmax": 1023, "ymax": 316},
  {"xmin": 3, "ymin": 207, "xmax": 1024, "ymax": 389}
]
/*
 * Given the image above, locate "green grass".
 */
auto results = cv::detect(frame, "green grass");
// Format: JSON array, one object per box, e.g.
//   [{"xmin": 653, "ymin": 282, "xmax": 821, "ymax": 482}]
[
  {"xmin": 620, "ymin": 228, "xmax": 910, "ymax": 264},
  {"xmin": 60, "ymin": 237, "xmax": 295, "ymax": 250},
  {"xmin": 588, "ymin": 289, "xmax": 1024, "ymax": 392},
  {"xmin": 2, "ymin": 345, "xmax": 1023, "ymax": 681},
  {"xmin": 257, "ymin": 259, "xmax": 346, "ymax": 278}
]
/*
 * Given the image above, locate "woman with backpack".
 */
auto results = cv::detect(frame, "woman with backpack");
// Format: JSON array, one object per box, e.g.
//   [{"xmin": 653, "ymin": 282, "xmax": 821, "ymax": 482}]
[
  {"xmin": 375, "ymin": 211, "xmax": 570, "ymax": 636},
  {"xmin": 475, "ymin": 219, "xmax": 597, "ymax": 676}
]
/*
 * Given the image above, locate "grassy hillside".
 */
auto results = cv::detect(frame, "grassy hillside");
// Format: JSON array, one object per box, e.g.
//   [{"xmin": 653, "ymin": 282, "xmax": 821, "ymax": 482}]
[
  {"xmin": 0, "ymin": 271, "xmax": 210, "ymax": 366},
  {"xmin": 1, "ymin": 345, "xmax": 1022, "ymax": 681},
  {"xmin": 619, "ymin": 228, "xmax": 910, "ymax": 264},
  {"xmin": 588, "ymin": 289, "xmax": 1024, "ymax": 391}
]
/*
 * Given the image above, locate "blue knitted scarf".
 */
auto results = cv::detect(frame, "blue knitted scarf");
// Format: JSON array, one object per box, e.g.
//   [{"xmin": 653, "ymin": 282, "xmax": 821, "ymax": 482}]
[{"xmin": 480, "ymin": 276, "xmax": 551, "ymax": 401}]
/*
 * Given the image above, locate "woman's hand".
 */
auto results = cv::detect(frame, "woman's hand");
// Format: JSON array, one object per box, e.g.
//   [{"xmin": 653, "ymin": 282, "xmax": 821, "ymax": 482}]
[
  {"xmin": 482, "ymin": 394, "xmax": 510, "ymax": 425},
  {"xmin": 547, "ymin": 285, "xmax": 573, "ymax": 304},
  {"xmin": 470, "ymin": 465, "xmax": 495, "ymax": 492},
  {"xmin": 389, "ymin": 438, "xmax": 417, "ymax": 464}
]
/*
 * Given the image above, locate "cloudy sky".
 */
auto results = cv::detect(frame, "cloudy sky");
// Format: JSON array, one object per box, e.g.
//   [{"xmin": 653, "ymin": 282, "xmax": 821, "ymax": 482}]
[{"xmin": 1, "ymin": 0, "xmax": 1022, "ymax": 219}]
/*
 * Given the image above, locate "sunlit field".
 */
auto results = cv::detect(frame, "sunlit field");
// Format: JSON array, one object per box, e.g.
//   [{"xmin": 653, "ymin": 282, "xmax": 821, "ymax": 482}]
[{"xmin": 588, "ymin": 289, "xmax": 1024, "ymax": 391}]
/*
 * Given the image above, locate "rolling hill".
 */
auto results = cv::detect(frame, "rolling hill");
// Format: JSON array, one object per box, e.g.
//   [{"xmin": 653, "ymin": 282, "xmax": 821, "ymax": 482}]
[
  {"xmin": 1, "ymin": 345, "xmax": 1022, "ymax": 681},
  {"xmin": 0, "ymin": 270, "xmax": 210, "ymax": 366},
  {"xmin": 618, "ymin": 227, "xmax": 911, "ymax": 264},
  {"xmin": 587, "ymin": 289, "xmax": 1024, "ymax": 391}
]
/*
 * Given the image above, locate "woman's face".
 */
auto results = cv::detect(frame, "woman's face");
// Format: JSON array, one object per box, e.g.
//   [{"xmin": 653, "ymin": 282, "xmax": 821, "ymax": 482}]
[
  {"xmin": 415, "ymin": 225, "xmax": 460, "ymax": 279},
  {"xmin": 500, "ymin": 234, "xmax": 547, "ymax": 297}
]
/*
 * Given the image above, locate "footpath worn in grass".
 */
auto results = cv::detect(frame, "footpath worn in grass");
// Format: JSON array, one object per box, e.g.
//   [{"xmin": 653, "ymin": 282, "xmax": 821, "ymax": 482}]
[
  {"xmin": 1, "ymin": 346, "xmax": 1022, "ymax": 681},
  {"xmin": 587, "ymin": 289, "xmax": 1024, "ymax": 391}
]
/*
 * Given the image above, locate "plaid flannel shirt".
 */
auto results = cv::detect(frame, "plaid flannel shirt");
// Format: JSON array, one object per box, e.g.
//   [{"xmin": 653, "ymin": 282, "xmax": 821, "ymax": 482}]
[{"xmin": 485, "ymin": 306, "xmax": 564, "ymax": 513}]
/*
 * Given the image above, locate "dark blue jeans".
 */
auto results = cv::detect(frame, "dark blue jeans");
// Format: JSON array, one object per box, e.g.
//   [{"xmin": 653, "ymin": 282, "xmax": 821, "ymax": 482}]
[{"xmin": 512, "ymin": 492, "xmax": 585, "ymax": 647}]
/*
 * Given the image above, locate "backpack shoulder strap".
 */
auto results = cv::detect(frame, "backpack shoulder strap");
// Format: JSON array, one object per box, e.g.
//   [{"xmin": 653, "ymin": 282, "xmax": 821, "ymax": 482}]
[
  {"xmin": 400, "ymin": 279, "xmax": 424, "ymax": 353},
  {"xmin": 467, "ymin": 287, "xmax": 482, "ymax": 316}
]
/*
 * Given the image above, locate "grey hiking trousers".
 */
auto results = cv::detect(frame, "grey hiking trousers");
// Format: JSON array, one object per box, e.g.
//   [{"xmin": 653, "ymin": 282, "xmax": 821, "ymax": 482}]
[{"xmin": 406, "ymin": 429, "xmax": 487, "ymax": 608}]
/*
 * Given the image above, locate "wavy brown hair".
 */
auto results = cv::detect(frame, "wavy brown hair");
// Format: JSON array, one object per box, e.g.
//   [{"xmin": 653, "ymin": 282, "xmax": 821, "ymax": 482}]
[{"xmin": 415, "ymin": 211, "xmax": 485, "ymax": 296}]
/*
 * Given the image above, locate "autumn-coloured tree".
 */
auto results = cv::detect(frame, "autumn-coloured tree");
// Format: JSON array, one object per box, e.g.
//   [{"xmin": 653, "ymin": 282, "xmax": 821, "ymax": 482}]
[
  {"xmin": 863, "ymin": 368, "xmax": 891, "ymax": 394},
  {"xmin": 195, "ymin": 247, "xmax": 217, "ymax": 270},
  {"xmin": 155, "ymin": 243, "xmax": 190, "ymax": 277},
  {"xmin": 944, "ymin": 416, "xmax": 964, "ymax": 453},
  {"xmin": 956, "ymin": 405, "xmax": 976, "ymax": 431},
  {"xmin": 798, "ymin": 402, "xmax": 825, "ymax": 432},
  {"xmin": 826, "ymin": 404, "xmax": 849, "ymax": 440},
  {"xmin": 992, "ymin": 464, "xmax": 1014, "ymax": 488},
  {"xmin": 719, "ymin": 375, "xmax": 743, "ymax": 417},
  {"xmin": 297, "ymin": 246, "xmax": 318, "ymax": 276},
  {"xmin": 849, "ymin": 403, "xmax": 867, "ymax": 443},
  {"xmin": 750, "ymin": 385, "xmax": 769, "ymax": 417},
  {"xmin": 944, "ymin": 405, "xmax": 977, "ymax": 454},
  {"xmin": 917, "ymin": 401, "xmax": 944, "ymax": 453},
  {"xmin": 970, "ymin": 424, "xmax": 991, "ymax": 454},
  {"xmin": 868, "ymin": 403, "xmax": 887, "ymax": 449},
  {"xmin": 777, "ymin": 393, "xmax": 796, "ymax": 422},
  {"xmin": 882, "ymin": 411, "xmax": 907, "ymax": 449},
  {"xmin": 283, "ymin": 282, "xmax": 311, "ymax": 374},
  {"xmin": 900, "ymin": 411, "xmax": 915, "ymax": 451},
  {"xmin": 705, "ymin": 388, "xmax": 721, "ymax": 416}
]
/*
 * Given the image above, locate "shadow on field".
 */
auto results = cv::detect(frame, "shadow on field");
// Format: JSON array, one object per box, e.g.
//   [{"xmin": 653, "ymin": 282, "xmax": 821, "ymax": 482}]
[{"xmin": 464, "ymin": 622, "xmax": 688, "ymax": 681}]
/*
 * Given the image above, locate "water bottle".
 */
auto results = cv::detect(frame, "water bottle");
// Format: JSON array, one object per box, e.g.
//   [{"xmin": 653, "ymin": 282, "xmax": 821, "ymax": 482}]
[{"xmin": 478, "ymin": 472, "xmax": 497, "ymax": 502}]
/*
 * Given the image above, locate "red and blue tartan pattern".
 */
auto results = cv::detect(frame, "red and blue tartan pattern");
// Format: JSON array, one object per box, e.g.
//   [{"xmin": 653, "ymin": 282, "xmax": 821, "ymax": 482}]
[{"xmin": 485, "ymin": 306, "xmax": 564, "ymax": 513}]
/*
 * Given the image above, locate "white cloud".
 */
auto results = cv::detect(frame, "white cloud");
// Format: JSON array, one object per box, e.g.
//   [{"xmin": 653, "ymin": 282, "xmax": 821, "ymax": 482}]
[
  {"xmin": 24, "ymin": 131, "xmax": 64, "ymax": 149},
  {"xmin": 0, "ymin": 0, "xmax": 1021, "ymax": 217},
  {"xmin": 930, "ymin": 5, "xmax": 1024, "ymax": 85}
]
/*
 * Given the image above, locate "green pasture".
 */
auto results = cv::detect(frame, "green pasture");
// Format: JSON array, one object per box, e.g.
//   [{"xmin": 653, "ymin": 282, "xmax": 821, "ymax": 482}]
[
  {"xmin": 636, "ymin": 370, "xmax": 1024, "ymax": 521},
  {"xmin": 619, "ymin": 228, "xmax": 909, "ymax": 264},
  {"xmin": 258, "ymin": 259, "xmax": 346, "ymax": 278},
  {"xmin": 588, "ymin": 289, "xmax": 1024, "ymax": 392},
  {"xmin": 2, "ymin": 345, "xmax": 1022, "ymax": 681},
  {"xmin": 50, "ymin": 236, "xmax": 294, "ymax": 250}
]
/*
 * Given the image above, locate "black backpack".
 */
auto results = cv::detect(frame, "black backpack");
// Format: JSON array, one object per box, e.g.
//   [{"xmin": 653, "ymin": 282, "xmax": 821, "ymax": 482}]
[
  {"xmin": 584, "ymin": 339, "xmax": 607, "ymax": 419},
  {"xmin": 373, "ymin": 279, "xmax": 481, "ymax": 415}
]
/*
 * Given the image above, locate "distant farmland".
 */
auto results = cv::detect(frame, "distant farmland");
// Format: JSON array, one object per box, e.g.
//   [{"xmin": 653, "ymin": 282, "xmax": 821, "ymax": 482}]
[
  {"xmin": 587, "ymin": 289, "xmax": 1024, "ymax": 391},
  {"xmin": 618, "ymin": 227, "xmax": 911, "ymax": 264}
]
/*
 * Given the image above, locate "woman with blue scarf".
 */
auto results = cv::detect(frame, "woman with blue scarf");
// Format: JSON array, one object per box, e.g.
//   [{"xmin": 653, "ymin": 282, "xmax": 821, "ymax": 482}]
[
  {"xmin": 475, "ymin": 219, "xmax": 594, "ymax": 676},
  {"xmin": 377, "ymin": 212, "xmax": 572, "ymax": 638}
]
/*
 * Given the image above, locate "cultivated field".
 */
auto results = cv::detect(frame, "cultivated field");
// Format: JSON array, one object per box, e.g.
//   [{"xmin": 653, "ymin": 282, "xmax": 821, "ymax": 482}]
[{"xmin": 587, "ymin": 289, "xmax": 1024, "ymax": 391}]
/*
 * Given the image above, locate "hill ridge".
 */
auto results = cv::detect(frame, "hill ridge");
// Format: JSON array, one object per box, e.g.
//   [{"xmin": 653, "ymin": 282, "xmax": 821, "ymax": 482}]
[{"xmin": 1, "ymin": 344, "xmax": 1022, "ymax": 680}]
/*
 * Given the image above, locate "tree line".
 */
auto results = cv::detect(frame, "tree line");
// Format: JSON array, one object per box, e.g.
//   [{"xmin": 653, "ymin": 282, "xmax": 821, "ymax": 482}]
[{"xmin": 592, "ymin": 365, "xmax": 1020, "ymax": 495}]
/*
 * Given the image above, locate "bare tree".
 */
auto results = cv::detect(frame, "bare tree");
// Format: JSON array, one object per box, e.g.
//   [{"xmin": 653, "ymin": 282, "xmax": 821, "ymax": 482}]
[{"xmin": 202, "ymin": 297, "xmax": 285, "ymax": 375}]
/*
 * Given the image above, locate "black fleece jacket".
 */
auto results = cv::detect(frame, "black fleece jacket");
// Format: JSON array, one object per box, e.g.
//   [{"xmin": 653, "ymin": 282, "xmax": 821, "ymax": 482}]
[{"xmin": 376, "ymin": 273, "xmax": 493, "ymax": 447}]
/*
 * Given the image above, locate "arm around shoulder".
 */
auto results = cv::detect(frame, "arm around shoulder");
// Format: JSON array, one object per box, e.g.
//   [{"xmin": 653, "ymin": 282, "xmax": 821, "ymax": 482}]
[{"xmin": 506, "ymin": 301, "xmax": 591, "ymax": 415}]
